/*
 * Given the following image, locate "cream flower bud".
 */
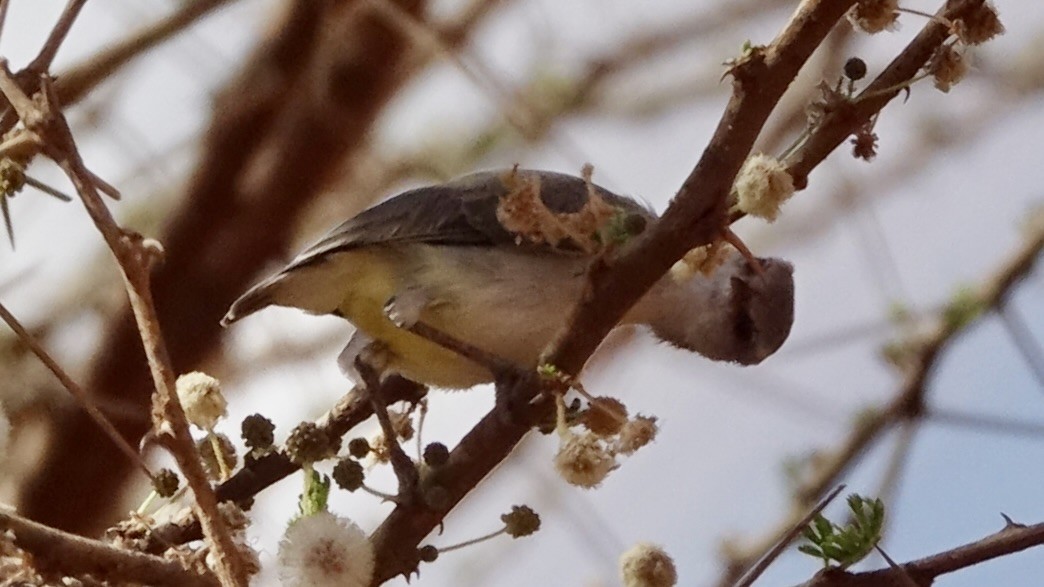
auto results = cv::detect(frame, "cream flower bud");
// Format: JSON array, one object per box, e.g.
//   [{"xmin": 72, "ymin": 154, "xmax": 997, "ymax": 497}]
[
  {"xmin": 175, "ymin": 371, "xmax": 227, "ymax": 431},
  {"xmin": 735, "ymin": 154, "xmax": 795, "ymax": 222},
  {"xmin": 619, "ymin": 542, "xmax": 678, "ymax": 587}
]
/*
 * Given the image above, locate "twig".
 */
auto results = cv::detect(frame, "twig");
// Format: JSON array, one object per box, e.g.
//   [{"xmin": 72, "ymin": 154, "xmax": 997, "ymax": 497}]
[
  {"xmin": 141, "ymin": 376, "xmax": 426, "ymax": 554},
  {"xmin": 797, "ymin": 518, "xmax": 1044, "ymax": 586},
  {"xmin": 356, "ymin": 359, "xmax": 419, "ymax": 501},
  {"xmin": 0, "ymin": 64, "xmax": 249, "ymax": 586},
  {"xmin": 873, "ymin": 545, "xmax": 919, "ymax": 587},
  {"xmin": 26, "ymin": 0, "xmax": 89, "ymax": 73},
  {"xmin": 24, "ymin": 175, "xmax": 74, "ymax": 201},
  {"xmin": 0, "ymin": 300, "xmax": 153, "ymax": 480},
  {"xmin": 928, "ymin": 408, "xmax": 1044, "ymax": 438},
  {"xmin": 55, "ymin": 0, "xmax": 239, "ymax": 108},
  {"xmin": 997, "ymin": 301, "xmax": 1044, "ymax": 391},
  {"xmin": 733, "ymin": 485, "xmax": 847, "ymax": 587},
  {"xmin": 367, "ymin": 3, "xmax": 871, "ymax": 579},
  {"xmin": 0, "ymin": 0, "xmax": 11, "ymax": 45},
  {"xmin": 0, "ymin": 510, "xmax": 219, "ymax": 587},
  {"xmin": 20, "ymin": 0, "xmax": 451, "ymax": 532}
]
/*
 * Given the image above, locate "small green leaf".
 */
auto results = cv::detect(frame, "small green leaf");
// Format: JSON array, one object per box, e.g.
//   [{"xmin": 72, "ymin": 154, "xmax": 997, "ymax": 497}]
[
  {"xmin": 799, "ymin": 493, "xmax": 886, "ymax": 569},
  {"xmin": 297, "ymin": 469, "xmax": 331, "ymax": 518}
]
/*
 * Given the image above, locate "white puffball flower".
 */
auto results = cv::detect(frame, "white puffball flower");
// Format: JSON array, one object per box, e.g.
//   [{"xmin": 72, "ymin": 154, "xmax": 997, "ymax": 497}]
[
  {"xmin": 554, "ymin": 431, "xmax": 617, "ymax": 488},
  {"xmin": 734, "ymin": 153, "xmax": 795, "ymax": 223},
  {"xmin": 278, "ymin": 511, "xmax": 375, "ymax": 587},
  {"xmin": 619, "ymin": 542, "xmax": 678, "ymax": 587},
  {"xmin": 175, "ymin": 371, "xmax": 227, "ymax": 431}
]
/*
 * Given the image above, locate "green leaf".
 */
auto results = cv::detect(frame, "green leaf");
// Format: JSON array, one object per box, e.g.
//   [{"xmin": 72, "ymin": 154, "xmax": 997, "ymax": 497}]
[
  {"xmin": 297, "ymin": 469, "xmax": 331, "ymax": 518},
  {"xmin": 799, "ymin": 494, "xmax": 887, "ymax": 569}
]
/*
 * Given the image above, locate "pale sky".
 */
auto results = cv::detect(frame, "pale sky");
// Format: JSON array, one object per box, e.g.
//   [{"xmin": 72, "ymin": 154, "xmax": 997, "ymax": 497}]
[{"xmin": 1, "ymin": 1, "xmax": 1042, "ymax": 586}]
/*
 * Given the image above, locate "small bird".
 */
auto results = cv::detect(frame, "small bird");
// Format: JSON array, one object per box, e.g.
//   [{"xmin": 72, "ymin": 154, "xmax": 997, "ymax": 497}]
[{"xmin": 222, "ymin": 169, "xmax": 795, "ymax": 388}]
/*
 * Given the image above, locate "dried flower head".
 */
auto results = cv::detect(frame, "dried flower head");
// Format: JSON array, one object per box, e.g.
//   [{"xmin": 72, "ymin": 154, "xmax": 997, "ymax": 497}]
[
  {"xmin": 423, "ymin": 442, "xmax": 450, "ymax": 467},
  {"xmin": 619, "ymin": 543, "xmax": 678, "ymax": 587},
  {"xmin": 197, "ymin": 433, "xmax": 238, "ymax": 480},
  {"xmin": 554, "ymin": 431, "xmax": 617, "ymax": 488},
  {"xmin": 496, "ymin": 167, "xmax": 619, "ymax": 254},
  {"xmin": 218, "ymin": 501, "xmax": 250, "ymax": 534},
  {"xmin": 348, "ymin": 437, "xmax": 371, "ymax": 459},
  {"xmin": 850, "ymin": 124, "xmax": 879, "ymax": 161},
  {"xmin": 285, "ymin": 422, "xmax": 339, "ymax": 466},
  {"xmin": 847, "ymin": 0, "xmax": 899, "ymax": 34},
  {"xmin": 278, "ymin": 511, "xmax": 374, "ymax": 587},
  {"xmin": 152, "ymin": 468, "xmax": 180, "ymax": 498},
  {"xmin": 241, "ymin": 413, "xmax": 275, "ymax": 452},
  {"xmin": 418, "ymin": 544, "xmax": 439, "ymax": 562},
  {"xmin": 332, "ymin": 458, "xmax": 365, "ymax": 492},
  {"xmin": 581, "ymin": 396, "xmax": 629, "ymax": 436},
  {"xmin": 734, "ymin": 154, "xmax": 795, "ymax": 222},
  {"xmin": 0, "ymin": 158, "xmax": 25, "ymax": 198},
  {"xmin": 953, "ymin": 1, "xmax": 1004, "ymax": 45},
  {"xmin": 175, "ymin": 371, "xmax": 227, "ymax": 431},
  {"xmin": 928, "ymin": 45, "xmax": 969, "ymax": 93},
  {"xmin": 616, "ymin": 415, "xmax": 659, "ymax": 455},
  {"xmin": 502, "ymin": 505, "xmax": 542, "ymax": 538}
]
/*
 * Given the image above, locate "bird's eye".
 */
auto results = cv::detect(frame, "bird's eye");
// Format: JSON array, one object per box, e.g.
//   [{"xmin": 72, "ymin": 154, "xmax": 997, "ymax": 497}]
[{"xmin": 729, "ymin": 276, "xmax": 757, "ymax": 348}]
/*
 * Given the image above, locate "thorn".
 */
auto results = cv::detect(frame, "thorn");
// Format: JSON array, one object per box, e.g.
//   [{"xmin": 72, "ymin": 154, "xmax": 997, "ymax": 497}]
[{"xmin": 1000, "ymin": 513, "xmax": 1026, "ymax": 529}]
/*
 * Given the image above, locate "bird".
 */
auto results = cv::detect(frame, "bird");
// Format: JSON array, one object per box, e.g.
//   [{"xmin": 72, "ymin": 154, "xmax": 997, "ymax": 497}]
[{"xmin": 222, "ymin": 168, "xmax": 795, "ymax": 389}]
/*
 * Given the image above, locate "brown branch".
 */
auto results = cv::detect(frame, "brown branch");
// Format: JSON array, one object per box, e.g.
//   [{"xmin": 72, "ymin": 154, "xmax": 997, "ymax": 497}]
[
  {"xmin": 0, "ymin": 0, "xmax": 10, "ymax": 44},
  {"xmin": 26, "ymin": 0, "xmax": 88, "ymax": 73},
  {"xmin": 0, "ymin": 301, "xmax": 152, "ymax": 480},
  {"xmin": 141, "ymin": 376, "xmax": 425, "ymax": 554},
  {"xmin": 20, "ymin": 0, "xmax": 410, "ymax": 533},
  {"xmin": 0, "ymin": 0, "xmax": 235, "ymax": 138},
  {"xmin": 0, "ymin": 63, "xmax": 251, "ymax": 586},
  {"xmin": 367, "ymin": 0, "xmax": 863, "ymax": 582},
  {"xmin": 797, "ymin": 519, "xmax": 1044, "ymax": 587},
  {"xmin": 734, "ymin": 485, "xmax": 848, "ymax": 587},
  {"xmin": 785, "ymin": 0, "xmax": 980, "ymax": 188},
  {"xmin": 365, "ymin": 0, "xmax": 1010, "ymax": 582},
  {"xmin": 55, "ymin": 0, "xmax": 240, "ymax": 107},
  {"xmin": 0, "ymin": 510, "xmax": 218, "ymax": 587}
]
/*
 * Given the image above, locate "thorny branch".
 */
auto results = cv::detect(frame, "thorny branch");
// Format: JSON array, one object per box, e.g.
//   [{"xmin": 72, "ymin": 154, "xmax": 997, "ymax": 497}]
[
  {"xmin": 2, "ymin": 0, "xmax": 1029, "ymax": 585},
  {"xmin": 367, "ymin": 0, "xmax": 896, "ymax": 581},
  {"xmin": 796, "ymin": 518, "xmax": 1044, "ymax": 587},
  {"xmin": 141, "ymin": 376, "xmax": 425, "ymax": 554},
  {"xmin": 366, "ymin": 0, "xmax": 1007, "ymax": 582},
  {"xmin": 0, "ymin": 509, "xmax": 218, "ymax": 587},
  {"xmin": 0, "ymin": 301, "xmax": 152, "ymax": 480},
  {"xmin": 0, "ymin": 30, "xmax": 248, "ymax": 585}
]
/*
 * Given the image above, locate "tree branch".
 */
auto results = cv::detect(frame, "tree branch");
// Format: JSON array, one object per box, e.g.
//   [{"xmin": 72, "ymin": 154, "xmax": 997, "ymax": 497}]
[
  {"xmin": 0, "ymin": 510, "xmax": 218, "ymax": 587},
  {"xmin": 798, "ymin": 518, "xmax": 1044, "ymax": 587},
  {"xmin": 368, "ymin": 0, "xmax": 864, "ymax": 581}
]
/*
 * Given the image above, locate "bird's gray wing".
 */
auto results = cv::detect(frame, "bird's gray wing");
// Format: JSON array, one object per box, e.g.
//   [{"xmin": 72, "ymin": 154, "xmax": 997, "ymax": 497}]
[
  {"xmin": 286, "ymin": 169, "xmax": 654, "ymax": 271},
  {"xmin": 223, "ymin": 169, "xmax": 653, "ymax": 324}
]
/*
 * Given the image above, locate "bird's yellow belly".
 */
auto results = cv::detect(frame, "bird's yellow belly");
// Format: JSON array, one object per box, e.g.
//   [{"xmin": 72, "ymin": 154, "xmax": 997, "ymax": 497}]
[{"xmin": 335, "ymin": 247, "xmax": 585, "ymax": 389}]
